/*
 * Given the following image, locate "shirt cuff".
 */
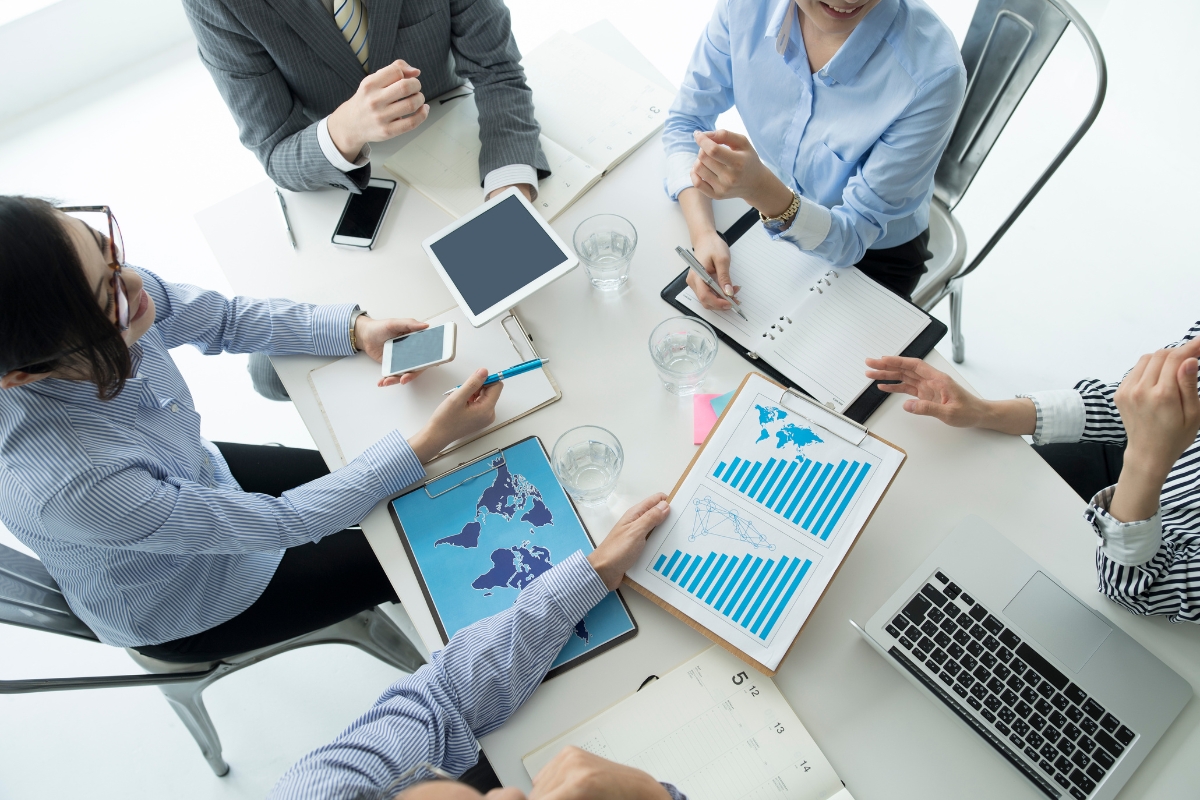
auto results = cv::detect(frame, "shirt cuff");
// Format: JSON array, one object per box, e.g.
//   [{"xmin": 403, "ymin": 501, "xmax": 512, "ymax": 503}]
[
  {"xmin": 1020, "ymin": 389, "xmax": 1086, "ymax": 444},
  {"xmin": 775, "ymin": 195, "xmax": 832, "ymax": 250},
  {"xmin": 311, "ymin": 303, "xmax": 362, "ymax": 357},
  {"xmin": 661, "ymin": 783, "xmax": 688, "ymax": 800},
  {"xmin": 535, "ymin": 551, "xmax": 610, "ymax": 626},
  {"xmin": 1085, "ymin": 485, "xmax": 1163, "ymax": 566},
  {"xmin": 317, "ymin": 117, "xmax": 371, "ymax": 173},
  {"xmin": 664, "ymin": 150, "xmax": 699, "ymax": 201},
  {"xmin": 482, "ymin": 164, "xmax": 539, "ymax": 201},
  {"xmin": 356, "ymin": 429, "xmax": 427, "ymax": 497}
]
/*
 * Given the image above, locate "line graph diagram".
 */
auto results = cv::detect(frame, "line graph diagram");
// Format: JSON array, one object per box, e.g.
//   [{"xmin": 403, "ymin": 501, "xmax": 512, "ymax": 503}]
[{"xmin": 687, "ymin": 496, "xmax": 775, "ymax": 551}]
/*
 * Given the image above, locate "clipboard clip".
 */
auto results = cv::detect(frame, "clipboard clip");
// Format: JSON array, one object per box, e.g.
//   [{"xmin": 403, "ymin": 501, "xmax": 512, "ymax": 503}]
[
  {"xmin": 424, "ymin": 448, "xmax": 506, "ymax": 499},
  {"xmin": 780, "ymin": 389, "xmax": 868, "ymax": 446},
  {"xmin": 500, "ymin": 313, "xmax": 540, "ymax": 361}
]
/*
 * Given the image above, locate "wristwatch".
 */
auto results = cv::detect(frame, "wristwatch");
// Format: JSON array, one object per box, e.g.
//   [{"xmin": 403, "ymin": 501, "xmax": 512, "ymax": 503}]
[
  {"xmin": 349, "ymin": 307, "xmax": 368, "ymax": 352},
  {"xmin": 760, "ymin": 190, "xmax": 801, "ymax": 231}
]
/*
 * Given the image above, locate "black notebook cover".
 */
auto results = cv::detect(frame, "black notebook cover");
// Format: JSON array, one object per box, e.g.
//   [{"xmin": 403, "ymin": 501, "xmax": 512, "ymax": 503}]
[{"xmin": 661, "ymin": 209, "xmax": 947, "ymax": 424}]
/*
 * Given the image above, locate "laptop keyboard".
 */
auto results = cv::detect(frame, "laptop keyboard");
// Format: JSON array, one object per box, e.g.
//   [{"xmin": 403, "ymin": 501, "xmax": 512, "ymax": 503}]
[{"xmin": 882, "ymin": 571, "xmax": 1137, "ymax": 800}]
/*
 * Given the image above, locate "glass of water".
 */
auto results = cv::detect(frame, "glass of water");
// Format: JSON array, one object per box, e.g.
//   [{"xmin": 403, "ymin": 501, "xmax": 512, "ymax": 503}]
[
  {"xmin": 648, "ymin": 317, "xmax": 718, "ymax": 395},
  {"xmin": 551, "ymin": 426, "xmax": 624, "ymax": 506},
  {"xmin": 572, "ymin": 214, "xmax": 637, "ymax": 290}
]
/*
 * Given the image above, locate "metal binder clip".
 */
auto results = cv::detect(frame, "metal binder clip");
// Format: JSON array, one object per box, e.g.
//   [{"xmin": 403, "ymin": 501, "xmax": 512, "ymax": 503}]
[
  {"xmin": 424, "ymin": 449, "xmax": 506, "ymax": 499},
  {"xmin": 500, "ymin": 313, "xmax": 540, "ymax": 361},
  {"xmin": 780, "ymin": 389, "xmax": 868, "ymax": 446}
]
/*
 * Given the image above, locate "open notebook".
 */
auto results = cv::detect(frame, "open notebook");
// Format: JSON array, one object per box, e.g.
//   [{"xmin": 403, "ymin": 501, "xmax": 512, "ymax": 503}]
[
  {"xmin": 524, "ymin": 646, "xmax": 854, "ymax": 800},
  {"xmin": 674, "ymin": 224, "xmax": 933, "ymax": 415},
  {"xmin": 383, "ymin": 29, "xmax": 676, "ymax": 220}
]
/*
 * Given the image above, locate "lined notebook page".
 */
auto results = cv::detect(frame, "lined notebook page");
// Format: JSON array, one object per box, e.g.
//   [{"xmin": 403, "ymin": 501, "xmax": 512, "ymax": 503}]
[
  {"xmin": 677, "ymin": 224, "xmax": 825, "ymax": 351},
  {"xmin": 764, "ymin": 269, "xmax": 929, "ymax": 411},
  {"xmin": 523, "ymin": 646, "xmax": 849, "ymax": 800}
]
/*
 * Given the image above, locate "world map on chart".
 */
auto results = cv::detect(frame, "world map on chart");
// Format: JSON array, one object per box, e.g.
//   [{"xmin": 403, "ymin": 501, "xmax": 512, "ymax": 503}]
[
  {"xmin": 753, "ymin": 405, "xmax": 823, "ymax": 459},
  {"xmin": 688, "ymin": 496, "xmax": 775, "ymax": 551},
  {"xmin": 433, "ymin": 458, "xmax": 589, "ymax": 642}
]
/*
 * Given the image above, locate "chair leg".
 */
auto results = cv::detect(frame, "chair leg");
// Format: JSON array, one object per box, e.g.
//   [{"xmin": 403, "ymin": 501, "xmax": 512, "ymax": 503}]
[
  {"xmin": 157, "ymin": 679, "xmax": 230, "ymax": 777},
  {"xmin": 323, "ymin": 608, "xmax": 427, "ymax": 674},
  {"xmin": 950, "ymin": 277, "xmax": 966, "ymax": 363}
]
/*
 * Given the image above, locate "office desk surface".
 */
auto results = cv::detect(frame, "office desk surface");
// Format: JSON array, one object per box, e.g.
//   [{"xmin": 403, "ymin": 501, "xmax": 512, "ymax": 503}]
[{"xmin": 198, "ymin": 138, "xmax": 1198, "ymax": 799}]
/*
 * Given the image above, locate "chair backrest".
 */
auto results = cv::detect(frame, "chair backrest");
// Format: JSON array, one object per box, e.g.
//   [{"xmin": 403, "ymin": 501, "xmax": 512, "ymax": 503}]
[
  {"xmin": 0, "ymin": 543, "xmax": 98, "ymax": 641},
  {"xmin": 935, "ymin": 0, "xmax": 1073, "ymax": 209}
]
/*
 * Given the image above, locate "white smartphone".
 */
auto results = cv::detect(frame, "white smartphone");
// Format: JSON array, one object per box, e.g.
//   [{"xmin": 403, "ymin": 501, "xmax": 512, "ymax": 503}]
[
  {"xmin": 381, "ymin": 322, "xmax": 457, "ymax": 378},
  {"xmin": 331, "ymin": 177, "xmax": 396, "ymax": 249}
]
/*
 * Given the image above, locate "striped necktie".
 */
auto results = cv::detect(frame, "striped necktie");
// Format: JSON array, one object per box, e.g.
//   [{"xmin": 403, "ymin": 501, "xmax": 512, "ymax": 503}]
[{"xmin": 333, "ymin": 0, "xmax": 369, "ymax": 71}]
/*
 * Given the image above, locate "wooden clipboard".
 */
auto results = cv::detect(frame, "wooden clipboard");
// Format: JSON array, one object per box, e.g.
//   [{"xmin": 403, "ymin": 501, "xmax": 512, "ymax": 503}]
[{"xmin": 623, "ymin": 371, "xmax": 906, "ymax": 676}]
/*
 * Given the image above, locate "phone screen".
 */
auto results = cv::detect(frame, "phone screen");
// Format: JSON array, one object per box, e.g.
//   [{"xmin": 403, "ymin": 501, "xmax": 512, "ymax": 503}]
[
  {"xmin": 388, "ymin": 327, "xmax": 445, "ymax": 374},
  {"xmin": 336, "ymin": 184, "xmax": 393, "ymax": 240}
]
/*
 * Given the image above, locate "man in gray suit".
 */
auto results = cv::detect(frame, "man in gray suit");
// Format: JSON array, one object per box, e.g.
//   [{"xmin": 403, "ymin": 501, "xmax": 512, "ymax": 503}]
[
  {"xmin": 185, "ymin": 0, "xmax": 549, "ymax": 400},
  {"xmin": 183, "ymin": 0, "xmax": 548, "ymax": 197}
]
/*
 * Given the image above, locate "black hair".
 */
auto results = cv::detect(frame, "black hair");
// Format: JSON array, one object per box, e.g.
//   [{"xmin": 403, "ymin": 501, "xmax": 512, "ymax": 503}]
[{"xmin": 0, "ymin": 196, "xmax": 131, "ymax": 399}]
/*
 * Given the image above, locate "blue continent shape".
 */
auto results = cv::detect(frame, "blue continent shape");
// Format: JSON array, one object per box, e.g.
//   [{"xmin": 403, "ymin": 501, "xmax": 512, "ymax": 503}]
[
  {"xmin": 469, "ymin": 543, "xmax": 588, "ymax": 642},
  {"xmin": 755, "ymin": 404, "xmax": 788, "ymax": 442},
  {"xmin": 775, "ymin": 422, "xmax": 823, "ymax": 452},
  {"xmin": 434, "ymin": 458, "xmax": 555, "ymax": 547}
]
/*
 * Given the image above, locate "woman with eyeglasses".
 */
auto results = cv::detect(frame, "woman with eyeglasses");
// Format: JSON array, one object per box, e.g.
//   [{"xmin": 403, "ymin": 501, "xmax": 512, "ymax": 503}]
[{"xmin": 0, "ymin": 196, "xmax": 500, "ymax": 662}]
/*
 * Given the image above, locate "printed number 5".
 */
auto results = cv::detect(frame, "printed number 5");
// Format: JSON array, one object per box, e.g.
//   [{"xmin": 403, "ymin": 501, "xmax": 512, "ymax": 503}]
[{"xmin": 732, "ymin": 671, "xmax": 749, "ymax": 685}]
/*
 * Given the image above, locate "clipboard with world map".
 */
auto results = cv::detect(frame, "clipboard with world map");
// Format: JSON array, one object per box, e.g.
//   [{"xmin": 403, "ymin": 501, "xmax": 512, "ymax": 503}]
[
  {"xmin": 625, "ymin": 372, "xmax": 905, "ymax": 675},
  {"xmin": 389, "ymin": 436, "xmax": 637, "ymax": 679}
]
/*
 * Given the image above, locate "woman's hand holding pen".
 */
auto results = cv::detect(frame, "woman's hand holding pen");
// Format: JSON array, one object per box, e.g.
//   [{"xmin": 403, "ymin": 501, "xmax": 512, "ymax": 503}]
[{"xmin": 407, "ymin": 368, "xmax": 502, "ymax": 463}]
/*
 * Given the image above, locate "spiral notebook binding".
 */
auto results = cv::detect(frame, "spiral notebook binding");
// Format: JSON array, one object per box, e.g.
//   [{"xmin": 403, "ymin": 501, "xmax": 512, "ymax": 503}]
[{"xmin": 761, "ymin": 271, "xmax": 839, "ymax": 341}]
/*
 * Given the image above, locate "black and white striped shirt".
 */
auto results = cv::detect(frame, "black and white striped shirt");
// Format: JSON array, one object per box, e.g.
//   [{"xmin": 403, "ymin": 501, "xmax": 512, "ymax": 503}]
[{"xmin": 1027, "ymin": 321, "xmax": 1200, "ymax": 623}]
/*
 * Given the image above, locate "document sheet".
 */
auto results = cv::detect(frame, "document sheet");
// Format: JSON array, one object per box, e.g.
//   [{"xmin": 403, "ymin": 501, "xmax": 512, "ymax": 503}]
[
  {"xmin": 383, "ymin": 30, "xmax": 675, "ymax": 220},
  {"xmin": 523, "ymin": 646, "xmax": 853, "ymax": 800},
  {"xmin": 627, "ymin": 374, "xmax": 904, "ymax": 672}
]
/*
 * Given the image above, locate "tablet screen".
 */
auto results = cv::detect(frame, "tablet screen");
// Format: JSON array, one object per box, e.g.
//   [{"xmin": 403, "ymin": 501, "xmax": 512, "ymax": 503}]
[{"xmin": 428, "ymin": 196, "xmax": 571, "ymax": 315}]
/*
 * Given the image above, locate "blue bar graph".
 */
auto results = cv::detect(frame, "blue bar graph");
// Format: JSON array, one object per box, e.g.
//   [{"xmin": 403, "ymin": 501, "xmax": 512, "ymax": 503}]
[
  {"xmin": 652, "ymin": 549, "xmax": 813, "ymax": 641},
  {"xmin": 713, "ymin": 456, "xmax": 871, "ymax": 541}
]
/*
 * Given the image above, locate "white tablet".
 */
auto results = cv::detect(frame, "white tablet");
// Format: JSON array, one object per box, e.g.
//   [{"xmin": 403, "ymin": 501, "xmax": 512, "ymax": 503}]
[{"xmin": 422, "ymin": 187, "xmax": 578, "ymax": 327}]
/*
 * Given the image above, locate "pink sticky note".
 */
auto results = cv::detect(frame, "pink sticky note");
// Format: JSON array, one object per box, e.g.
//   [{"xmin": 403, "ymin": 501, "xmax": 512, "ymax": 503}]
[{"xmin": 694, "ymin": 393, "xmax": 721, "ymax": 444}]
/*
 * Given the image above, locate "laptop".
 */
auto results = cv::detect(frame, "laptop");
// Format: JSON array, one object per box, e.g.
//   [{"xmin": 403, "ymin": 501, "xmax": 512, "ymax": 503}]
[{"xmin": 852, "ymin": 516, "xmax": 1190, "ymax": 800}]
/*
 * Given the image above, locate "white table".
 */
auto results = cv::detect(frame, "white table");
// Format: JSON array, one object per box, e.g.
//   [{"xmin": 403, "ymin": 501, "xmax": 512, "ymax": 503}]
[{"xmin": 197, "ymin": 136, "xmax": 1199, "ymax": 799}]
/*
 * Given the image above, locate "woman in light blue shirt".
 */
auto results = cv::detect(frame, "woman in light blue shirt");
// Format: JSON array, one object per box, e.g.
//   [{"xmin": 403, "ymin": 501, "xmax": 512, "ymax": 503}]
[
  {"xmin": 666, "ymin": 0, "xmax": 965, "ymax": 305},
  {"xmin": 0, "ymin": 197, "xmax": 498, "ymax": 661}
]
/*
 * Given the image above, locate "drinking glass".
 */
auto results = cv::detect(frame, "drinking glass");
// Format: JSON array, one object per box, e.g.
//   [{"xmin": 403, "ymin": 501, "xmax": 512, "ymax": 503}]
[
  {"xmin": 551, "ymin": 426, "xmax": 624, "ymax": 506},
  {"xmin": 572, "ymin": 214, "xmax": 637, "ymax": 290},
  {"xmin": 648, "ymin": 317, "xmax": 718, "ymax": 395}
]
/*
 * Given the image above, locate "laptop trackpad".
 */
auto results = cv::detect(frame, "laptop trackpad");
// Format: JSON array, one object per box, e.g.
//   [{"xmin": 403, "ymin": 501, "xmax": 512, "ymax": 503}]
[{"xmin": 1004, "ymin": 572, "xmax": 1111, "ymax": 673}]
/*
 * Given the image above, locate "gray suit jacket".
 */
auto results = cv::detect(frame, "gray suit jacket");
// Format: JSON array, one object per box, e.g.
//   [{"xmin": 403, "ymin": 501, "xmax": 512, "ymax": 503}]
[{"xmin": 183, "ymin": 0, "xmax": 550, "ymax": 192}]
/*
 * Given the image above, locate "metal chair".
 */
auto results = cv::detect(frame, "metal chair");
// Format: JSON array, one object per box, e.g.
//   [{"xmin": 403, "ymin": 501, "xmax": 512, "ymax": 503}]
[
  {"xmin": 0, "ymin": 542, "xmax": 425, "ymax": 777},
  {"xmin": 911, "ymin": 0, "xmax": 1107, "ymax": 362}
]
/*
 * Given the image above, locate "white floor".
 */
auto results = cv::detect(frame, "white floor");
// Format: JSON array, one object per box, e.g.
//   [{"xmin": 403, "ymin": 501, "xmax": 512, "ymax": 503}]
[{"xmin": 2, "ymin": 0, "xmax": 1197, "ymax": 798}]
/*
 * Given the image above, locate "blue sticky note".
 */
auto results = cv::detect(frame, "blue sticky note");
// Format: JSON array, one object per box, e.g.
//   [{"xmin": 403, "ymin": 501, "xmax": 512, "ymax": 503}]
[{"xmin": 710, "ymin": 390, "xmax": 734, "ymax": 417}]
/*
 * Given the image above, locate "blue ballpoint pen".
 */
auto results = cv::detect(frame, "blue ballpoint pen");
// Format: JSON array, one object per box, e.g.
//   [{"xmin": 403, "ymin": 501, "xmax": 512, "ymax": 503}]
[{"xmin": 442, "ymin": 358, "xmax": 549, "ymax": 395}]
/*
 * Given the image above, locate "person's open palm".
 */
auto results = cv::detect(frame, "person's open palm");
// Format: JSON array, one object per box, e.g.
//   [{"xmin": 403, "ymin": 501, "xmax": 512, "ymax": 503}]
[{"xmin": 865, "ymin": 356, "xmax": 983, "ymax": 427}]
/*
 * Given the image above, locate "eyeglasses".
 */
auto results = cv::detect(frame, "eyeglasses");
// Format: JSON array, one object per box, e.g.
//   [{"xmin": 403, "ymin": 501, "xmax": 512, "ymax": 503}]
[
  {"xmin": 9, "ymin": 206, "xmax": 129, "ymax": 375},
  {"xmin": 379, "ymin": 762, "xmax": 455, "ymax": 799},
  {"xmin": 59, "ymin": 205, "xmax": 129, "ymax": 332}
]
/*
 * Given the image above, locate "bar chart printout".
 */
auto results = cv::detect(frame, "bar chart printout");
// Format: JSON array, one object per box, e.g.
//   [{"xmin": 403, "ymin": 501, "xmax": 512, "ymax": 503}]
[
  {"xmin": 652, "ymin": 547, "xmax": 812, "ymax": 641},
  {"xmin": 706, "ymin": 399, "xmax": 879, "ymax": 545}
]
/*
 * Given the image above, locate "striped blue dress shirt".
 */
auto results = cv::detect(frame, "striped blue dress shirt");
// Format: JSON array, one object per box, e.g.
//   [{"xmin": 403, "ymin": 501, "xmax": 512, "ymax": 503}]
[
  {"xmin": 664, "ymin": 0, "xmax": 965, "ymax": 266},
  {"xmin": 270, "ymin": 553, "xmax": 685, "ymax": 800},
  {"xmin": 0, "ymin": 269, "xmax": 425, "ymax": 648}
]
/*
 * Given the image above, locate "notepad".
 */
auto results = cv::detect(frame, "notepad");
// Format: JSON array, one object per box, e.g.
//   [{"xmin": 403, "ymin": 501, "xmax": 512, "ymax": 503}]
[
  {"xmin": 676, "ymin": 225, "xmax": 930, "ymax": 413},
  {"xmin": 523, "ymin": 646, "xmax": 854, "ymax": 800},
  {"xmin": 307, "ymin": 309, "xmax": 559, "ymax": 465},
  {"xmin": 383, "ymin": 30, "xmax": 676, "ymax": 220}
]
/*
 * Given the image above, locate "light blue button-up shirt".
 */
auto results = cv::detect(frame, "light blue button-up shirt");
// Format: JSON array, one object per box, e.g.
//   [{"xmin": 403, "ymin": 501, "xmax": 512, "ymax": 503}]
[
  {"xmin": 664, "ymin": 0, "xmax": 965, "ymax": 266},
  {"xmin": 0, "ymin": 270, "xmax": 425, "ymax": 648}
]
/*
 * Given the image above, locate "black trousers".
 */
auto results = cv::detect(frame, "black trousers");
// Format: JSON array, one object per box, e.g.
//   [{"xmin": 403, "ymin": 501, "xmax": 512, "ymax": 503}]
[
  {"xmin": 134, "ymin": 442, "xmax": 399, "ymax": 664},
  {"xmin": 1033, "ymin": 441, "xmax": 1125, "ymax": 503},
  {"xmin": 855, "ymin": 228, "xmax": 932, "ymax": 301}
]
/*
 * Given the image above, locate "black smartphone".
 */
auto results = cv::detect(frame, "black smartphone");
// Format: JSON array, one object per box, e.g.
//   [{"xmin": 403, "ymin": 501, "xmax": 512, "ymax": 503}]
[{"xmin": 331, "ymin": 177, "xmax": 395, "ymax": 249}]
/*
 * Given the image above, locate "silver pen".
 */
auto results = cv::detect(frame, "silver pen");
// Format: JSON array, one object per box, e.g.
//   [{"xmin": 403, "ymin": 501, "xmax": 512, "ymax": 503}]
[
  {"xmin": 275, "ymin": 188, "xmax": 297, "ymax": 250},
  {"xmin": 675, "ymin": 246, "xmax": 748, "ymax": 322}
]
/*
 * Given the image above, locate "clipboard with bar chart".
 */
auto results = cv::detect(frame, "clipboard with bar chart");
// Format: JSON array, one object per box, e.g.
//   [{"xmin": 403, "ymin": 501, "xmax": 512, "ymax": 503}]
[{"xmin": 625, "ymin": 372, "xmax": 905, "ymax": 675}]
